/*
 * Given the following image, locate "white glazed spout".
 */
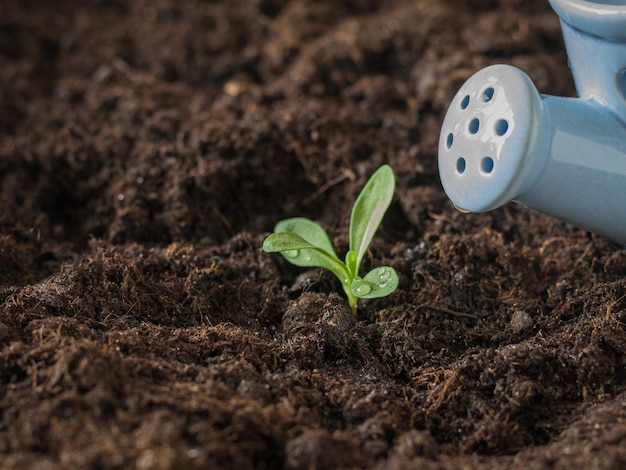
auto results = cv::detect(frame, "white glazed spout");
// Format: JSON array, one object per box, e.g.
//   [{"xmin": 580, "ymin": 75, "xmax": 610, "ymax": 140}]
[
  {"xmin": 437, "ymin": 0, "xmax": 626, "ymax": 245},
  {"xmin": 549, "ymin": 0, "xmax": 626, "ymax": 116}
]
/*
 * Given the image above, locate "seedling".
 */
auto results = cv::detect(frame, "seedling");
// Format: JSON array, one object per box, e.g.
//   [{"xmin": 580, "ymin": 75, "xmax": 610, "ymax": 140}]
[{"xmin": 263, "ymin": 164, "xmax": 399, "ymax": 315}]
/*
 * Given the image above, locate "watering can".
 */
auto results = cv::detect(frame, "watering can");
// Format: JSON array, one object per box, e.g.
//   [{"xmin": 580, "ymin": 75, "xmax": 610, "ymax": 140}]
[{"xmin": 438, "ymin": 0, "xmax": 626, "ymax": 245}]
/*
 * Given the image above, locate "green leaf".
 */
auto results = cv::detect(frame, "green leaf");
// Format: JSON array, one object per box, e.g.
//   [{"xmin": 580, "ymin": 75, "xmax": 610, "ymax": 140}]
[
  {"xmin": 351, "ymin": 266, "xmax": 399, "ymax": 299},
  {"xmin": 262, "ymin": 231, "xmax": 349, "ymax": 284},
  {"xmin": 262, "ymin": 231, "xmax": 318, "ymax": 254},
  {"xmin": 349, "ymin": 165, "xmax": 395, "ymax": 274},
  {"xmin": 344, "ymin": 249, "xmax": 357, "ymax": 279},
  {"xmin": 274, "ymin": 217, "xmax": 339, "ymax": 259}
]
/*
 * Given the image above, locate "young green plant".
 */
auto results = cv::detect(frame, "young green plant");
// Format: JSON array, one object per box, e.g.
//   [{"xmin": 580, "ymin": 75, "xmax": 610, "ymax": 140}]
[{"xmin": 263, "ymin": 164, "xmax": 399, "ymax": 315}]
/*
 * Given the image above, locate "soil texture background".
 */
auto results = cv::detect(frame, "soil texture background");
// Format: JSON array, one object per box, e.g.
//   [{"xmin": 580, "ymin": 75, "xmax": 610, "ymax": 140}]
[{"xmin": 1, "ymin": 0, "xmax": 626, "ymax": 468}]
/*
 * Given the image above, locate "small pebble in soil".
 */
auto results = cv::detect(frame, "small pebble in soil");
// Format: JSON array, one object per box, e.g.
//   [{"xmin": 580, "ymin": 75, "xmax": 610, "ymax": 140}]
[
  {"xmin": 509, "ymin": 310, "xmax": 534, "ymax": 333},
  {"xmin": 321, "ymin": 293, "xmax": 356, "ymax": 330}
]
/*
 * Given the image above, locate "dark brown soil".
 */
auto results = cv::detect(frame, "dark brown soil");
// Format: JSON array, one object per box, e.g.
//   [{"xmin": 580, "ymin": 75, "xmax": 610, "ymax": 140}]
[{"xmin": 2, "ymin": 0, "xmax": 626, "ymax": 468}]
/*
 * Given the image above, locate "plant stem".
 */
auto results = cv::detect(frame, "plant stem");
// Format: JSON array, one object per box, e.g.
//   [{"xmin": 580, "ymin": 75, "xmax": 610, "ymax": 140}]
[{"xmin": 345, "ymin": 287, "xmax": 358, "ymax": 316}]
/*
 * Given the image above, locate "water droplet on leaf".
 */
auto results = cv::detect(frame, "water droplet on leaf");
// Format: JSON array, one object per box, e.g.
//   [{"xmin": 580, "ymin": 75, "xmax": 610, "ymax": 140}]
[
  {"xmin": 376, "ymin": 267, "xmax": 392, "ymax": 280},
  {"xmin": 355, "ymin": 283, "xmax": 372, "ymax": 296},
  {"xmin": 285, "ymin": 249, "xmax": 300, "ymax": 258}
]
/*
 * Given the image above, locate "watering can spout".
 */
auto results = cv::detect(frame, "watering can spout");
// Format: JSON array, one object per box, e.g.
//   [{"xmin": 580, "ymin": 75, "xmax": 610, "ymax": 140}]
[
  {"xmin": 549, "ymin": 0, "xmax": 626, "ymax": 115},
  {"xmin": 437, "ymin": 0, "xmax": 626, "ymax": 245}
]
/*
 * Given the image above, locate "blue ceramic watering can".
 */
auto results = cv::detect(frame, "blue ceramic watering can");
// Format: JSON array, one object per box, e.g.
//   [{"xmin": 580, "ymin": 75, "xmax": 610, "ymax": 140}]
[{"xmin": 438, "ymin": 0, "xmax": 626, "ymax": 244}]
